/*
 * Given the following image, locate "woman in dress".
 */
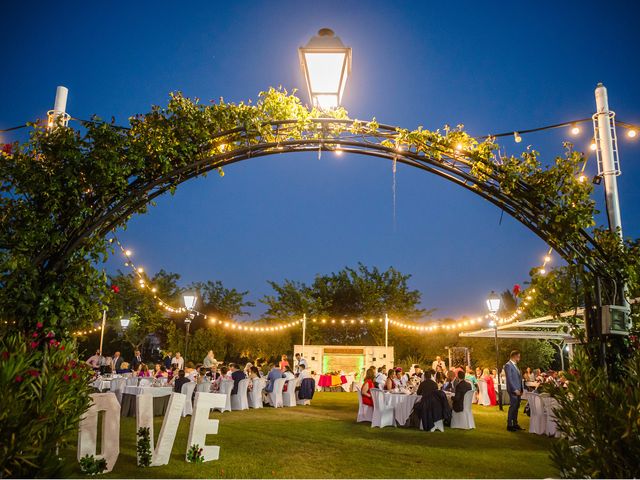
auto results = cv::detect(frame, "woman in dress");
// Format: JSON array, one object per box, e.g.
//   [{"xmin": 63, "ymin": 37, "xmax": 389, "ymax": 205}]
[
  {"xmin": 138, "ymin": 363, "xmax": 151, "ymax": 377},
  {"xmin": 384, "ymin": 368, "xmax": 396, "ymax": 391},
  {"xmin": 483, "ymin": 368, "xmax": 497, "ymax": 406},
  {"xmin": 361, "ymin": 368, "xmax": 376, "ymax": 407},
  {"xmin": 279, "ymin": 354, "xmax": 290, "ymax": 372}
]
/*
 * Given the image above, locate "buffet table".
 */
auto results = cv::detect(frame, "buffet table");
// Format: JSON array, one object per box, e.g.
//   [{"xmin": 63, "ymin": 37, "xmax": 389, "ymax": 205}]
[{"xmin": 317, "ymin": 374, "xmax": 348, "ymax": 391}]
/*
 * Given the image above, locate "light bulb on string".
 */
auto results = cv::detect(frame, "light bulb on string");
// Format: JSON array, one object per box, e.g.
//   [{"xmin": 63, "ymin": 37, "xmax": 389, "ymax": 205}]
[
  {"xmin": 571, "ymin": 125, "xmax": 580, "ymax": 135},
  {"xmin": 514, "ymin": 132, "xmax": 522, "ymax": 143},
  {"xmin": 628, "ymin": 129, "xmax": 637, "ymax": 138}
]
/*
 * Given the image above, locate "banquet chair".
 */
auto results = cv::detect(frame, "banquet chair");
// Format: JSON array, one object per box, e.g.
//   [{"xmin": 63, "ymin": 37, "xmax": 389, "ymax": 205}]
[
  {"xmin": 181, "ymin": 381, "xmax": 197, "ymax": 417},
  {"xmin": 296, "ymin": 377, "xmax": 315, "ymax": 405},
  {"xmin": 430, "ymin": 419, "xmax": 444, "ymax": 433},
  {"xmin": 356, "ymin": 387, "xmax": 373, "ymax": 423},
  {"xmin": 451, "ymin": 390, "xmax": 475, "ymax": 429},
  {"xmin": 196, "ymin": 382, "xmax": 211, "ymax": 393},
  {"xmin": 527, "ymin": 392, "xmax": 547, "ymax": 435},
  {"xmin": 268, "ymin": 378, "xmax": 286, "ymax": 408},
  {"xmin": 214, "ymin": 379, "xmax": 234, "ymax": 412},
  {"xmin": 477, "ymin": 379, "xmax": 491, "ymax": 406},
  {"xmin": 283, "ymin": 378, "xmax": 297, "ymax": 407},
  {"xmin": 370, "ymin": 389, "xmax": 395, "ymax": 428},
  {"xmin": 109, "ymin": 377, "xmax": 127, "ymax": 404},
  {"xmin": 541, "ymin": 394, "xmax": 561, "ymax": 437},
  {"xmin": 231, "ymin": 378, "xmax": 250, "ymax": 411},
  {"xmin": 139, "ymin": 378, "xmax": 152, "ymax": 387},
  {"xmin": 248, "ymin": 378, "xmax": 264, "ymax": 408}
]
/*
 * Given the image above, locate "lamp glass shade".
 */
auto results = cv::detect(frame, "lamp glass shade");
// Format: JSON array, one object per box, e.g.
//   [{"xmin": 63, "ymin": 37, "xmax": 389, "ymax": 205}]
[
  {"xmin": 486, "ymin": 292, "xmax": 501, "ymax": 314},
  {"xmin": 120, "ymin": 318, "xmax": 130, "ymax": 328},
  {"xmin": 299, "ymin": 29, "xmax": 351, "ymax": 110},
  {"xmin": 183, "ymin": 294, "xmax": 197, "ymax": 310}
]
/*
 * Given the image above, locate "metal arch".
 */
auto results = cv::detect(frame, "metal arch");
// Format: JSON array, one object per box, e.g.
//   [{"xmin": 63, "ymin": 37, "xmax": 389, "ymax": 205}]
[{"xmin": 53, "ymin": 118, "xmax": 612, "ymax": 281}]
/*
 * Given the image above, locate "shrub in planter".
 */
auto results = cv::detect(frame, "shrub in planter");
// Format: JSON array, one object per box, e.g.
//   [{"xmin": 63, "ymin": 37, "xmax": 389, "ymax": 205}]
[
  {"xmin": 0, "ymin": 329, "xmax": 93, "ymax": 478},
  {"xmin": 547, "ymin": 347, "xmax": 640, "ymax": 478}
]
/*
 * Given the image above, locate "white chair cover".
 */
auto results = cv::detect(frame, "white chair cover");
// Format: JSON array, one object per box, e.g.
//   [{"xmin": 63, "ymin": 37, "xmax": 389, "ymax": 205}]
[
  {"xmin": 268, "ymin": 378, "xmax": 285, "ymax": 408},
  {"xmin": 230, "ymin": 378, "xmax": 249, "ymax": 411},
  {"xmin": 430, "ymin": 419, "xmax": 444, "ymax": 432},
  {"xmin": 283, "ymin": 378, "xmax": 297, "ymax": 407},
  {"xmin": 181, "ymin": 381, "xmax": 196, "ymax": 417},
  {"xmin": 215, "ymin": 379, "xmax": 234, "ymax": 412},
  {"xmin": 543, "ymin": 395, "xmax": 561, "ymax": 437},
  {"xmin": 356, "ymin": 388, "xmax": 373, "ymax": 423},
  {"xmin": 527, "ymin": 393, "xmax": 547, "ymax": 435},
  {"xmin": 451, "ymin": 390, "xmax": 475, "ymax": 429},
  {"xmin": 196, "ymin": 382, "xmax": 211, "ymax": 393},
  {"xmin": 370, "ymin": 389, "xmax": 395, "ymax": 428},
  {"xmin": 478, "ymin": 379, "xmax": 491, "ymax": 406},
  {"xmin": 138, "ymin": 378, "xmax": 152, "ymax": 387},
  {"xmin": 248, "ymin": 378, "xmax": 264, "ymax": 409},
  {"xmin": 109, "ymin": 377, "xmax": 127, "ymax": 404}
]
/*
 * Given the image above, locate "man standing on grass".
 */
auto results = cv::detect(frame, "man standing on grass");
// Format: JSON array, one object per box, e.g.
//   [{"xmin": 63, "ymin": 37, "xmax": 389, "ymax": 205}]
[{"xmin": 504, "ymin": 350, "xmax": 524, "ymax": 431}]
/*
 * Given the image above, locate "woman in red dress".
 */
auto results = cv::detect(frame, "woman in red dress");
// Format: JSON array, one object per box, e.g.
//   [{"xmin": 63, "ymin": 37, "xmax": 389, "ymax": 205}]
[
  {"xmin": 279, "ymin": 354, "xmax": 290, "ymax": 372},
  {"xmin": 483, "ymin": 368, "xmax": 497, "ymax": 406},
  {"xmin": 361, "ymin": 368, "xmax": 376, "ymax": 407}
]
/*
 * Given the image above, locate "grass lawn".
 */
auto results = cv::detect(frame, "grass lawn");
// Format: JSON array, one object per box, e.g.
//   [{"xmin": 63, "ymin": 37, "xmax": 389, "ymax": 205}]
[{"xmin": 66, "ymin": 392, "xmax": 557, "ymax": 478}]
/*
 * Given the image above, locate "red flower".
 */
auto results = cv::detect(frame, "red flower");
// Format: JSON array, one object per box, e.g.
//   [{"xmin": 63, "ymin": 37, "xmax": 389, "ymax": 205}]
[
  {"xmin": 70, "ymin": 360, "xmax": 77, "ymax": 367},
  {"xmin": 111, "ymin": 284, "xmax": 120, "ymax": 294},
  {"xmin": 49, "ymin": 339, "xmax": 57, "ymax": 345},
  {"xmin": 59, "ymin": 345, "xmax": 65, "ymax": 351},
  {"xmin": 63, "ymin": 374, "xmax": 70, "ymax": 382},
  {"xmin": 32, "ymin": 332, "xmax": 39, "ymax": 338},
  {"xmin": 30, "ymin": 341, "xmax": 38, "ymax": 349},
  {"xmin": 15, "ymin": 375, "xmax": 23, "ymax": 383},
  {"xmin": 46, "ymin": 331, "xmax": 55, "ymax": 338},
  {"xmin": 72, "ymin": 373, "xmax": 78, "ymax": 379},
  {"xmin": 513, "ymin": 284, "xmax": 521, "ymax": 296},
  {"xmin": 36, "ymin": 322, "xmax": 43, "ymax": 329},
  {"xmin": 1, "ymin": 351, "xmax": 9, "ymax": 360},
  {"xmin": 28, "ymin": 369, "xmax": 40, "ymax": 377}
]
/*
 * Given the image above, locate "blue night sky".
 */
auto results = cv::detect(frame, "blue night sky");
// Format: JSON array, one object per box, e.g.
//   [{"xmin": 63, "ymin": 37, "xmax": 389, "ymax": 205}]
[{"xmin": 2, "ymin": 1, "xmax": 639, "ymax": 320}]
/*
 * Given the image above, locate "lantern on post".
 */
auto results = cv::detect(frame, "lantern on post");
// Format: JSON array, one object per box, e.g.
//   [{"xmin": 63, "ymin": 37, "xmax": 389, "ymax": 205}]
[{"xmin": 299, "ymin": 28, "xmax": 352, "ymax": 110}]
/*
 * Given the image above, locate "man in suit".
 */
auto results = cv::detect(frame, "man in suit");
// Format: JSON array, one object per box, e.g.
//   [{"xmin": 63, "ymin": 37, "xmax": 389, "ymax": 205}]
[
  {"xmin": 265, "ymin": 363, "xmax": 283, "ymax": 393},
  {"xmin": 132, "ymin": 350, "xmax": 143, "ymax": 371},
  {"xmin": 229, "ymin": 363, "xmax": 247, "ymax": 395},
  {"xmin": 452, "ymin": 370, "xmax": 471, "ymax": 412},
  {"xmin": 112, "ymin": 351, "xmax": 124, "ymax": 372},
  {"xmin": 173, "ymin": 370, "xmax": 190, "ymax": 393},
  {"xmin": 504, "ymin": 349, "xmax": 524, "ymax": 431},
  {"xmin": 163, "ymin": 351, "xmax": 172, "ymax": 370}
]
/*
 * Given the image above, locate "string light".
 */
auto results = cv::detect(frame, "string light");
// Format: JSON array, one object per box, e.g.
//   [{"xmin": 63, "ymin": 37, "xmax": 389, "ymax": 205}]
[
  {"xmin": 72, "ymin": 325, "xmax": 102, "ymax": 337},
  {"xmin": 571, "ymin": 125, "xmax": 581, "ymax": 135},
  {"xmin": 628, "ymin": 129, "xmax": 637, "ymax": 138},
  {"xmin": 514, "ymin": 132, "xmax": 522, "ymax": 143}
]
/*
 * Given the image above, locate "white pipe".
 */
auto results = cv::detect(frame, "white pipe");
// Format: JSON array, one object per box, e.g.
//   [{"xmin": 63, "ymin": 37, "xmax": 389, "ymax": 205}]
[
  {"xmin": 53, "ymin": 86, "xmax": 68, "ymax": 114},
  {"xmin": 595, "ymin": 83, "xmax": 623, "ymax": 237}
]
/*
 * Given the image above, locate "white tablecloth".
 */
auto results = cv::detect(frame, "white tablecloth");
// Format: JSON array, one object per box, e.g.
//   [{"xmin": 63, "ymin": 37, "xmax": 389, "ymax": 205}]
[
  {"xmin": 386, "ymin": 393, "xmax": 421, "ymax": 426},
  {"xmin": 124, "ymin": 386, "xmax": 173, "ymax": 397},
  {"xmin": 92, "ymin": 379, "xmax": 111, "ymax": 391}
]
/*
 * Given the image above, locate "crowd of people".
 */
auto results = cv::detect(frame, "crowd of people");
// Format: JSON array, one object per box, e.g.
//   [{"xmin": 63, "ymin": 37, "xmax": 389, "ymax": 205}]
[{"xmin": 88, "ymin": 349, "xmax": 313, "ymax": 405}]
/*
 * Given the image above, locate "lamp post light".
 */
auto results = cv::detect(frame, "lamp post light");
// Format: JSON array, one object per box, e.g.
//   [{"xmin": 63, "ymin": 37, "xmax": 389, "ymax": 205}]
[
  {"xmin": 120, "ymin": 317, "xmax": 130, "ymax": 330},
  {"xmin": 486, "ymin": 291, "xmax": 504, "ymax": 411},
  {"xmin": 299, "ymin": 28, "xmax": 352, "ymax": 110},
  {"xmin": 182, "ymin": 292, "xmax": 198, "ymax": 362}
]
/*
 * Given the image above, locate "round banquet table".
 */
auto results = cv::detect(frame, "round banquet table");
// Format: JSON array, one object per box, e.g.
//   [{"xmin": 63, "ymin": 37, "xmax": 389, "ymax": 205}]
[
  {"xmin": 120, "ymin": 386, "xmax": 173, "ymax": 417},
  {"xmin": 386, "ymin": 393, "xmax": 421, "ymax": 426},
  {"xmin": 92, "ymin": 378, "xmax": 111, "ymax": 392}
]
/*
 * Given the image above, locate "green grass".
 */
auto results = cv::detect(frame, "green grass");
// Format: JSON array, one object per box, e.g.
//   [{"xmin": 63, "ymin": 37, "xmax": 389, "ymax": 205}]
[{"xmin": 66, "ymin": 392, "xmax": 557, "ymax": 478}]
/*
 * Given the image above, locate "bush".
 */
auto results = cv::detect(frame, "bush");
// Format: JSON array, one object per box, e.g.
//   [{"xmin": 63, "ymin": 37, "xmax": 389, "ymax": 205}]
[
  {"xmin": 0, "ymin": 329, "xmax": 93, "ymax": 477},
  {"xmin": 548, "ymin": 348, "xmax": 640, "ymax": 478}
]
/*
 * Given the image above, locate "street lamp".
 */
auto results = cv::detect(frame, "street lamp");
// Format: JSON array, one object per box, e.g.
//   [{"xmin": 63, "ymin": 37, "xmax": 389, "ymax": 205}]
[
  {"xmin": 182, "ymin": 292, "xmax": 198, "ymax": 362},
  {"xmin": 120, "ymin": 317, "xmax": 130, "ymax": 330},
  {"xmin": 486, "ymin": 291, "xmax": 504, "ymax": 411},
  {"xmin": 299, "ymin": 28, "xmax": 352, "ymax": 110}
]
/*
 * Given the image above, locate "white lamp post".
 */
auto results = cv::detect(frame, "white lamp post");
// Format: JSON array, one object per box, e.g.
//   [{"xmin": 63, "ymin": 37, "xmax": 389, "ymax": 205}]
[
  {"xmin": 299, "ymin": 28, "xmax": 352, "ymax": 110},
  {"xmin": 120, "ymin": 317, "xmax": 130, "ymax": 330},
  {"xmin": 182, "ymin": 292, "xmax": 198, "ymax": 361},
  {"xmin": 486, "ymin": 291, "xmax": 504, "ymax": 411}
]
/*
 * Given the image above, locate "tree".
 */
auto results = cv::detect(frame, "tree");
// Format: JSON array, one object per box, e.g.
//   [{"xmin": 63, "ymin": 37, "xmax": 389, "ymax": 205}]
[
  {"xmin": 262, "ymin": 263, "xmax": 429, "ymax": 345},
  {"xmin": 188, "ymin": 280, "xmax": 254, "ymax": 325}
]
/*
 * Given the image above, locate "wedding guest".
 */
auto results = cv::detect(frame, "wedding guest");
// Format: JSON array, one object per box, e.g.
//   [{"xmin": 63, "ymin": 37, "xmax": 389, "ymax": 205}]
[
  {"xmin": 296, "ymin": 363, "xmax": 311, "ymax": 386},
  {"xmin": 212, "ymin": 366, "xmax": 230, "ymax": 392},
  {"xmin": 384, "ymin": 368, "xmax": 396, "ymax": 391},
  {"xmin": 244, "ymin": 362, "xmax": 253, "ymax": 376},
  {"xmin": 112, "ymin": 351, "xmax": 124, "ymax": 372},
  {"xmin": 452, "ymin": 370, "xmax": 471, "ymax": 412},
  {"xmin": 203, "ymin": 350, "xmax": 217, "ymax": 368},
  {"xmin": 163, "ymin": 351, "xmax": 172, "ymax": 369},
  {"xmin": 119, "ymin": 361, "xmax": 132, "ymax": 374},
  {"xmin": 279, "ymin": 354, "xmax": 290, "ymax": 372},
  {"xmin": 138, "ymin": 363, "xmax": 151, "ymax": 377},
  {"xmin": 283, "ymin": 365, "xmax": 295, "ymax": 381},
  {"xmin": 229, "ymin": 363, "xmax": 247, "ymax": 394},
  {"xmin": 483, "ymin": 368, "xmax": 497, "ymax": 406},
  {"xmin": 208, "ymin": 365, "xmax": 220, "ymax": 381},
  {"xmin": 184, "ymin": 361, "xmax": 196, "ymax": 379},
  {"xmin": 132, "ymin": 350, "xmax": 143, "ymax": 371},
  {"xmin": 465, "ymin": 366, "xmax": 478, "ymax": 391},
  {"xmin": 171, "ymin": 352, "xmax": 184, "ymax": 370},
  {"xmin": 417, "ymin": 368, "xmax": 438, "ymax": 396},
  {"xmin": 152, "ymin": 363, "xmax": 163, "ymax": 378},
  {"xmin": 265, "ymin": 363, "xmax": 284, "ymax": 393},
  {"xmin": 86, "ymin": 350, "xmax": 101, "ymax": 370},
  {"xmin": 173, "ymin": 370, "xmax": 190, "ymax": 393},
  {"xmin": 361, "ymin": 368, "xmax": 376, "ymax": 407},
  {"xmin": 442, "ymin": 370, "xmax": 456, "ymax": 393},
  {"xmin": 431, "ymin": 355, "xmax": 446, "ymax": 372},
  {"xmin": 504, "ymin": 350, "xmax": 524, "ymax": 432},
  {"xmin": 294, "ymin": 353, "xmax": 308, "ymax": 374},
  {"xmin": 375, "ymin": 366, "xmax": 387, "ymax": 390}
]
